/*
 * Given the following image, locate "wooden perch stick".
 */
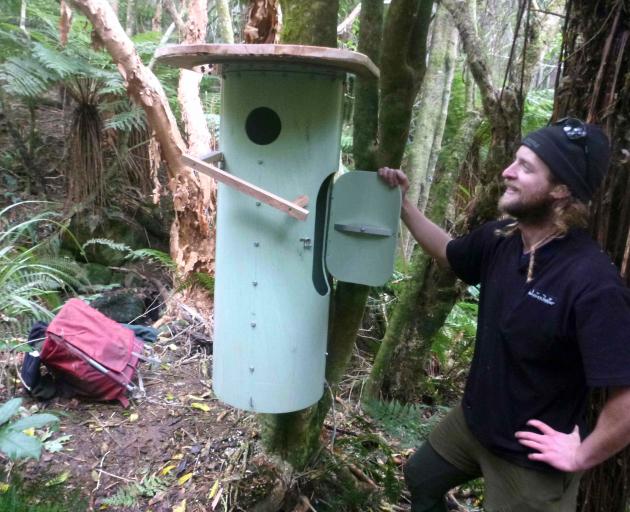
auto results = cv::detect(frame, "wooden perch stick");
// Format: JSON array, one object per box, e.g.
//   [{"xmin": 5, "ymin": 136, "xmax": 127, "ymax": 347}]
[{"xmin": 181, "ymin": 154, "xmax": 309, "ymax": 221}]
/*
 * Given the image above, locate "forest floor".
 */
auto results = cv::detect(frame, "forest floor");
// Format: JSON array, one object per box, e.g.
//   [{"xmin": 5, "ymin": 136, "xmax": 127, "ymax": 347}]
[{"xmin": 0, "ymin": 314, "xmax": 481, "ymax": 512}]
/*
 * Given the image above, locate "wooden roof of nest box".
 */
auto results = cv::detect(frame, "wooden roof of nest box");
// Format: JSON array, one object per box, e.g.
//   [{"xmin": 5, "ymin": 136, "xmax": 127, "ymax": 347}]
[{"xmin": 155, "ymin": 43, "xmax": 380, "ymax": 79}]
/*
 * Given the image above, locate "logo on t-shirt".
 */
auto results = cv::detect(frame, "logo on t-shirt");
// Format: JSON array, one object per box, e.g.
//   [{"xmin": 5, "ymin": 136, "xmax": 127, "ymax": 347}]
[{"xmin": 527, "ymin": 289, "xmax": 556, "ymax": 306}]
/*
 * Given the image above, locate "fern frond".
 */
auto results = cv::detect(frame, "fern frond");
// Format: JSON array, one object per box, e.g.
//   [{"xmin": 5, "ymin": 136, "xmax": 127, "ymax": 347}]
[
  {"xmin": 194, "ymin": 272, "xmax": 215, "ymax": 293},
  {"xmin": 31, "ymin": 43, "xmax": 85, "ymax": 78},
  {"xmin": 104, "ymin": 107, "xmax": 147, "ymax": 133},
  {"xmin": 82, "ymin": 238, "xmax": 133, "ymax": 254},
  {"xmin": 0, "ymin": 56, "xmax": 58, "ymax": 98},
  {"xmin": 125, "ymin": 248, "xmax": 175, "ymax": 269}
]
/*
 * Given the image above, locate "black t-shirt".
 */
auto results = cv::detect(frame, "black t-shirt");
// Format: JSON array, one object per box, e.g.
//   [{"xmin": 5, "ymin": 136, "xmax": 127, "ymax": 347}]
[{"xmin": 446, "ymin": 219, "xmax": 630, "ymax": 471}]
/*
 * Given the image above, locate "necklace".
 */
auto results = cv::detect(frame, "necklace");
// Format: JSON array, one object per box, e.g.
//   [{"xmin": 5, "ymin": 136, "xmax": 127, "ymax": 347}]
[{"xmin": 523, "ymin": 231, "xmax": 561, "ymax": 283}]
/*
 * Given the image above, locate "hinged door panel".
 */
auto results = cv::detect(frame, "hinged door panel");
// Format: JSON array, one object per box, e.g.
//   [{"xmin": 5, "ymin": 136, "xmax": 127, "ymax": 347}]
[{"xmin": 325, "ymin": 171, "xmax": 401, "ymax": 286}]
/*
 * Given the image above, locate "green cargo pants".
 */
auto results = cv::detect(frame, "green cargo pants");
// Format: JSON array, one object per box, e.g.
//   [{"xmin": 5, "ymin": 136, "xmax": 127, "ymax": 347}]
[{"xmin": 404, "ymin": 404, "xmax": 581, "ymax": 512}]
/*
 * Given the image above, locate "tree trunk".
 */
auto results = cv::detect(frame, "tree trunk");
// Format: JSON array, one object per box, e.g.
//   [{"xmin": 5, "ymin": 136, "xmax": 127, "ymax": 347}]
[
  {"xmin": 376, "ymin": 0, "xmax": 434, "ymax": 169},
  {"xmin": 60, "ymin": 0, "xmax": 73, "ymax": 46},
  {"xmin": 262, "ymin": 283, "xmax": 369, "ymax": 467},
  {"xmin": 125, "ymin": 0, "xmax": 134, "ymax": 35},
  {"xmin": 261, "ymin": 0, "xmax": 435, "ymax": 470},
  {"xmin": 20, "ymin": 0, "xmax": 28, "ymax": 34},
  {"xmin": 369, "ymin": 0, "xmax": 554, "ymax": 401},
  {"xmin": 278, "ymin": 0, "xmax": 339, "ymax": 47},
  {"xmin": 364, "ymin": 114, "xmax": 481, "ymax": 401},
  {"xmin": 215, "ymin": 0, "xmax": 234, "ymax": 43},
  {"xmin": 164, "ymin": 0, "xmax": 186, "ymax": 35},
  {"xmin": 403, "ymin": 5, "xmax": 458, "ymax": 258},
  {"xmin": 108, "ymin": 0, "xmax": 118, "ymax": 16},
  {"xmin": 152, "ymin": 0, "xmax": 162, "ymax": 31},
  {"xmin": 352, "ymin": 0, "xmax": 383, "ymax": 170},
  {"xmin": 170, "ymin": 0, "xmax": 217, "ymax": 295},
  {"xmin": 244, "ymin": 0, "xmax": 278, "ymax": 44},
  {"xmin": 553, "ymin": 2, "xmax": 630, "ymax": 510}
]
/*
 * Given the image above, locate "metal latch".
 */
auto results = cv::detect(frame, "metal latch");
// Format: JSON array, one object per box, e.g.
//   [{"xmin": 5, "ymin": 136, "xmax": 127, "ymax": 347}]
[{"xmin": 333, "ymin": 223, "xmax": 393, "ymax": 237}]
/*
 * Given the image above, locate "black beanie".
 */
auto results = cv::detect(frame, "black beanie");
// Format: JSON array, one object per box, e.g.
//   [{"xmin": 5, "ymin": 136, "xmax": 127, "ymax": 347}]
[{"xmin": 521, "ymin": 122, "xmax": 611, "ymax": 202}]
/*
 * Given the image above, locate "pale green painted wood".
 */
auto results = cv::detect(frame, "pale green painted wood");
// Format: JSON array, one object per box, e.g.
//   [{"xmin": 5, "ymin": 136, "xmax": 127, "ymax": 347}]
[
  {"xmin": 213, "ymin": 64, "xmax": 344, "ymax": 413},
  {"xmin": 326, "ymin": 171, "xmax": 402, "ymax": 286}
]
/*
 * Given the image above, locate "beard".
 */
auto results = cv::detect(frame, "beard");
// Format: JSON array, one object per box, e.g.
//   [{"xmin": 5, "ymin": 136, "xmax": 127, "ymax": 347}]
[{"xmin": 498, "ymin": 190, "xmax": 556, "ymax": 225}]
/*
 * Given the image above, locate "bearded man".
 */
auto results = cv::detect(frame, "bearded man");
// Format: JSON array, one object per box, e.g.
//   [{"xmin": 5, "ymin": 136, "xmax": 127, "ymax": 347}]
[{"xmin": 379, "ymin": 119, "xmax": 630, "ymax": 512}]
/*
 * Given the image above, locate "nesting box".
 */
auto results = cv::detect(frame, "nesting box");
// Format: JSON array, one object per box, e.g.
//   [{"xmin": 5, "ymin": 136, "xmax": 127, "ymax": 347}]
[{"xmin": 157, "ymin": 45, "xmax": 400, "ymax": 413}]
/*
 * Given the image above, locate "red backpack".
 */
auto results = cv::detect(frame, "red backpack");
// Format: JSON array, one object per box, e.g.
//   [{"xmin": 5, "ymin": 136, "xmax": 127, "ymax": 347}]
[{"xmin": 40, "ymin": 299, "xmax": 143, "ymax": 407}]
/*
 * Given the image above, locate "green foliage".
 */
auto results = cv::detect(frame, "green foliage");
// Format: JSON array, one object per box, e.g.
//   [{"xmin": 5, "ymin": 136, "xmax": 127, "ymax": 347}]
[
  {"xmin": 522, "ymin": 88, "xmax": 554, "ymax": 135},
  {"xmin": 82, "ymin": 239, "xmax": 174, "ymax": 269},
  {"xmin": 101, "ymin": 475, "xmax": 167, "ymax": 507},
  {"xmin": 0, "ymin": 472, "xmax": 87, "ymax": 512},
  {"xmin": 102, "ymin": 101, "xmax": 147, "ymax": 133},
  {"xmin": 442, "ymin": 65, "xmax": 468, "ymax": 147},
  {"xmin": 362, "ymin": 399, "xmax": 447, "ymax": 449},
  {"xmin": 194, "ymin": 272, "xmax": 215, "ymax": 294},
  {"xmin": 426, "ymin": 288, "xmax": 479, "ymax": 401},
  {"xmin": 319, "ymin": 433, "xmax": 403, "ymax": 509},
  {"xmin": 0, "ymin": 398, "xmax": 58, "ymax": 460},
  {"xmin": 431, "ymin": 298, "xmax": 478, "ymax": 366},
  {"xmin": 0, "ymin": 203, "xmax": 87, "ymax": 339}
]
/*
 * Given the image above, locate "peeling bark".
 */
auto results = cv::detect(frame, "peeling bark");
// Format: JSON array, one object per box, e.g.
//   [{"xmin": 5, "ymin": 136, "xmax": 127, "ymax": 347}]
[
  {"xmin": 67, "ymin": 0, "xmax": 216, "ymax": 286},
  {"xmin": 244, "ymin": 0, "xmax": 278, "ymax": 44},
  {"xmin": 171, "ymin": 0, "xmax": 217, "ymax": 279}
]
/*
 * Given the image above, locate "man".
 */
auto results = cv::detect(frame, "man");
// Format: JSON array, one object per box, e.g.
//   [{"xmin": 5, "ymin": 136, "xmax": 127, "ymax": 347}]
[{"xmin": 378, "ymin": 119, "xmax": 630, "ymax": 511}]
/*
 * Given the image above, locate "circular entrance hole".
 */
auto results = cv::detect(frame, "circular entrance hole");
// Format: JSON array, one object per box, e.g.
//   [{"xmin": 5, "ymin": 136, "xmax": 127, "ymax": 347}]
[{"xmin": 245, "ymin": 107, "xmax": 282, "ymax": 145}]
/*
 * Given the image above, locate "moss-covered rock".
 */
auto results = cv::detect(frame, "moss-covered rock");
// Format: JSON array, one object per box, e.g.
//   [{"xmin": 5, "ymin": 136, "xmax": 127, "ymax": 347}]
[
  {"xmin": 89, "ymin": 290, "xmax": 146, "ymax": 323},
  {"xmin": 83, "ymin": 263, "xmax": 113, "ymax": 285}
]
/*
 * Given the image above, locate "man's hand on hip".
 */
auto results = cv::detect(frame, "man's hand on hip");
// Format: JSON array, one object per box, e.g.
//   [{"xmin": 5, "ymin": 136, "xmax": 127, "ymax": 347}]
[{"xmin": 515, "ymin": 420, "xmax": 583, "ymax": 472}]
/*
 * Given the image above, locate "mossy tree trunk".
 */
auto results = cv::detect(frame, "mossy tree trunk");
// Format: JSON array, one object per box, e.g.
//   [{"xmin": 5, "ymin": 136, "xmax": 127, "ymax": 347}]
[
  {"xmin": 352, "ymin": 0, "xmax": 383, "ymax": 171},
  {"xmin": 376, "ymin": 0, "xmax": 434, "ymax": 168},
  {"xmin": 364, "ymin": 114, "xmax": 481, "ymax": 401},
  {"xmin": 262, "ymin": 0, "xmax": 435, "ymax": 469},
  {"xmin": 553, "ymin": 2, "xmax": 630, "ymax": 510},
  {"xmin": 278, "ymin": 0, "xmax": 339, "ymax": 47},
  {"xmin": 366, "ymin": 0, "xmax": 554, "ymax": 402}
]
